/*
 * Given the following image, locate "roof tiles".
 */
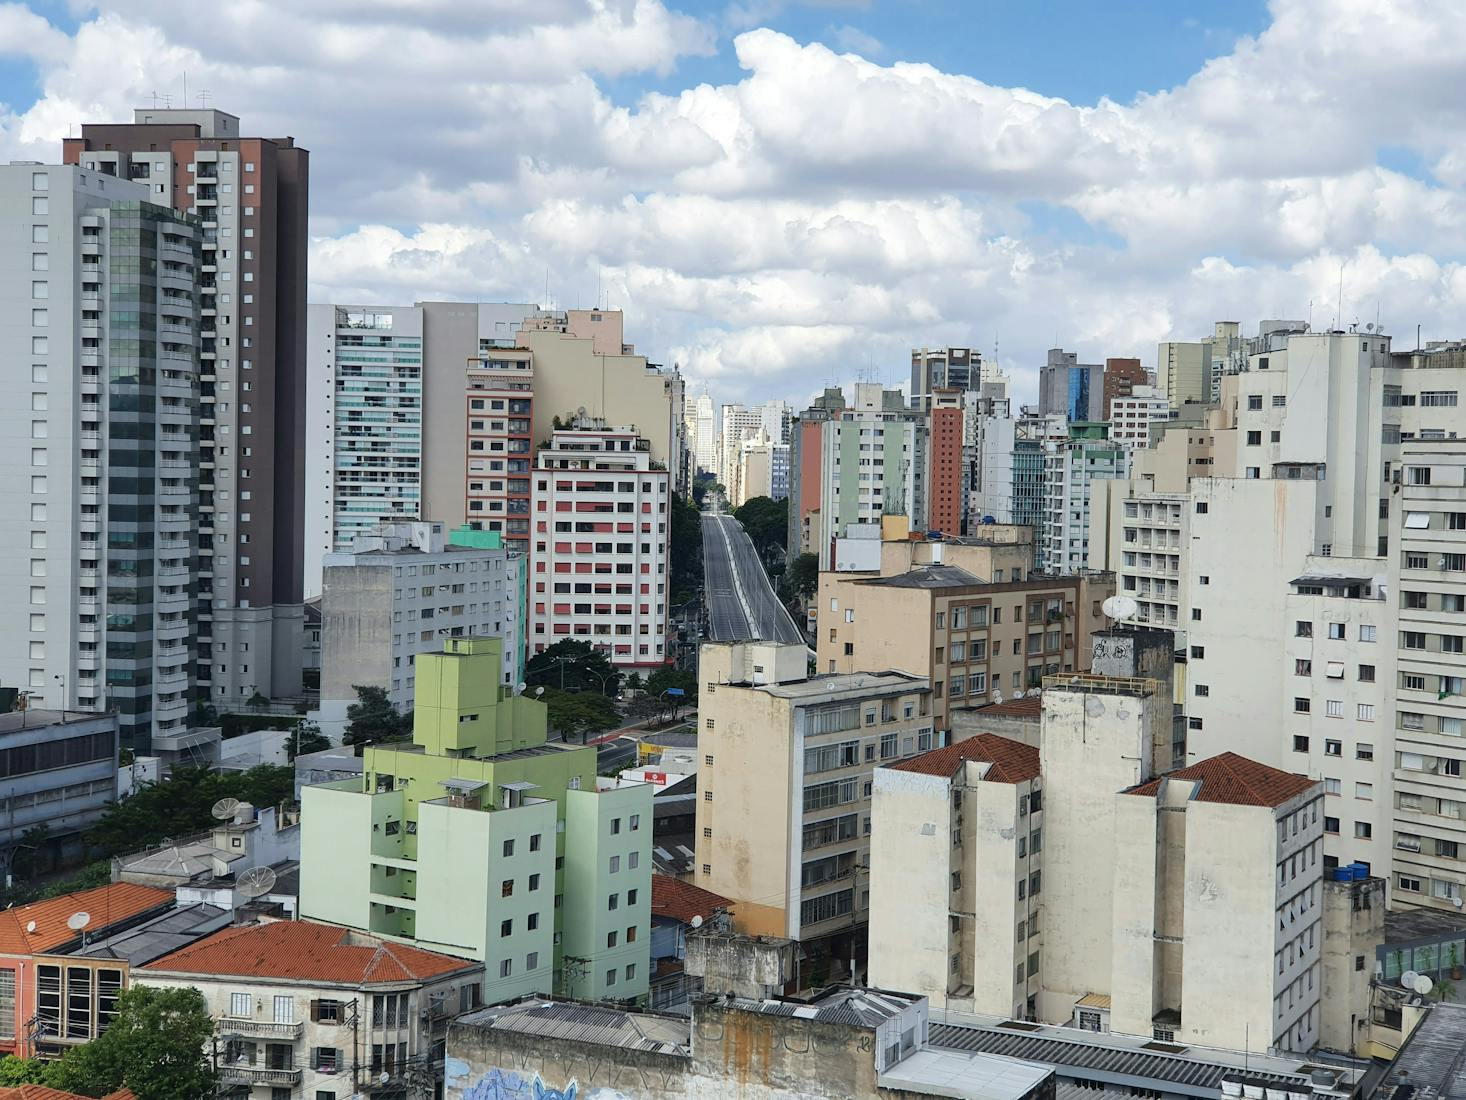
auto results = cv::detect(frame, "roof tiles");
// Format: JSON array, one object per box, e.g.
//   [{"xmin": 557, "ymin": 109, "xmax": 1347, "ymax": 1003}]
[
  {"xmin": 142, "ymin": 919, "xmax": 478, "ymax": 985},
  {"xmin": 888, "ymin": 732, "xmax": 1040, "ymax": 783},
  {"xmin": 0, "ymin": 883, "xmax": 173, "ymax": 957},
  {"xmin": 1126, "ymin": 751, "xmax": 1317, "ymax": 808},
  {"xmin": 652, "ymin": 874, "xmax": 733, "ymax": 924}
]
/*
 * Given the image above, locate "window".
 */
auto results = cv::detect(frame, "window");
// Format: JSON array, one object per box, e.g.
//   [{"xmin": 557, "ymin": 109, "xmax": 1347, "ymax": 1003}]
[
  {"xmin": 1295, "ymin": 659, "xmax": 1312, "ymax": 676},
  {"xmin": 1355, "ymin": 821, "xmax": 1373, "ymax": 839},
  {"xmin": 1358, "ymin": 704, "xmax": 1375, "ymax": 722},
  {"xmin": 1359, "ymin": 625, "xmax": 1376, "ymax": 643},
  {"xmin": 230, "ymin": 992, "xmax": 252, "ymax": 1018},
  {"xmin": 1294, "ymin": 698, "xmax": 1310, "ymax": 714},
  {"xmin": 1293, "ymin": 735, "xmax": 1310, "ymax": 752},
  {"xmin": 1359, "ymin": 664, "xmax": 1375, "ymax": 682},
  {"xmin": 1325, "ymin": 739, "xmax": 1341, "ymax": 757},
  {"xmin": 1356, "ymin": 783, "xmax": 1373, "ymax": 801},
  {"xmin": 1357, "ymin": 743, "xmax": 1374, "ymax": 760},
  {"xmin": 1324, "ymin": 816, "xmax": 1339, "ymax": 834}
]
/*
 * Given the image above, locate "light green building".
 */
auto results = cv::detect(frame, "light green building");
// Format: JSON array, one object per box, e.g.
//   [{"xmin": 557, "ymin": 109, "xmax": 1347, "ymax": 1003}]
[{"xmin": 300, "ymin": 637, "xmax": 651, "ymax": 1004}]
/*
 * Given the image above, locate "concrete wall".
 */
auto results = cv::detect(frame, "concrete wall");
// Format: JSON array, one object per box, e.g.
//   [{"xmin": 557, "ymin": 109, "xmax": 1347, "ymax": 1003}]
[{"xmin": 1320, "ymin": 877, "xmax": 1385, "ymax": 1055}]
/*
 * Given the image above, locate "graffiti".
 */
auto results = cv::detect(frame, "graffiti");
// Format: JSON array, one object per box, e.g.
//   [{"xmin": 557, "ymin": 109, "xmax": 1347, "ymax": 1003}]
[{"xmin": 460, "ymin": 1067, "xmax": 632, "ymax": 1100}]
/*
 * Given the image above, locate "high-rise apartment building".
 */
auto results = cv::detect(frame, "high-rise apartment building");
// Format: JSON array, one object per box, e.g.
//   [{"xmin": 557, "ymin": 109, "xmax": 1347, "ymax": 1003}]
[
  {"xmin": 1389, "ymin": 438, "xmax": 1466, "ymax": 911},
  {"xmin": 64, "ymin": 108, "xmax": 309, "ymax": 707},
  {"xmin": 1101, "ymin": 357, "xmax": 1147, "ymax": 420},
  {"xmin": 734, "ymin": 429, "xmax": 789, "ymax": 505},
  {"xmin": 927, "ymin": 390, "xmax": 966, "ymax": 536},
  {"xmin": 1107, "ymin": 385, "xmax": 1169, "ymax": 449},
  {"xmin": 1041, "ymin": 425, "xmax": 1128, "ymax": 575},
  {"xmin": 304, "ymin": 305, "xmax": 425, "ymax": 594},
  {"xmin": 1038, "ymin": 349, "xmax": 1103, "ymax": 422},
  {"xmin": 0, "ymin": 164, "xmax": 202, "ymax": 750},
  {"xmin": 720, "ymin": 401, "xmax": 790, "ymax": 499},
  {"xmin": 686, "ymin": 387, "xmax": 718, "ymax": 476},
  {"xmin": 465, "ymin": 347, "xmax": 535, "ymax": 556},
  {"xmin": 1157, "ymin": 340, "xmax": 1213, "ymax": 411},
  {"xmin": 529, "ymin": 422, "xmax": 670, "ymax": 670},
  {"xmin": 910, "ymin": 346, "xmax": 981, "ymax": 409},
  {"xmin": 786, "ymin": 388, "xmax": 846, "ymax": 563}
]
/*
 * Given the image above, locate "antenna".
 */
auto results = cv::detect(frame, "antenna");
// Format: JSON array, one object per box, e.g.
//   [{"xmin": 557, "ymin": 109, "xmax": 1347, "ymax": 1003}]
[
  {"xmin": 197, "ymin": 89, "xmax": 212, "ymax": 110},
  {"xmin": 1101, "ymin": 594, "xmax": 1140, "ymax": 628},
  {"xmin": 1401, "ymin": 969, "xmax": 1419, "ymax": 991},
  {"xmin": 690, "ymin": 914, "xmax": 704, "ymax": 929},
  {"xmin": 1414, "ymin": 974, "xmax": 1434, "ymax": 996},
  {"xmin": 211, "ymin": 797, "xmax": 241, "ymax": 821},
  {"xmin": 236, "ymin": 866, "xmax": 277, "ymax": 899},
  {"xmin": 1336, "ymin": 261, "xmax": 1345, "ymax": 331},
  {"xmin": 66, "ymin": 911, "xmax": 91, "ymax": 936}
]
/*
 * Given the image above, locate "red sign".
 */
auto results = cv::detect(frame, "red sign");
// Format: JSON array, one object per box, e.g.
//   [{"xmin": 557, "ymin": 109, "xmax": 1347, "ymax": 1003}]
[{"xmin": 643, "ymin": 771, "xmax": 667, "ymax": 785}]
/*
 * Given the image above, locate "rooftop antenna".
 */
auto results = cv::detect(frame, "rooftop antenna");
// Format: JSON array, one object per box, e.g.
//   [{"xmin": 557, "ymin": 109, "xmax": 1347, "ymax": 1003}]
[
  {"xmin": 211, "ymin": 796, "xmax": 241, "ymax": 822},
  {"xmin": 236, "ymin": 866, "xmax": 277, "ymax": 900},
  {"xmin": 66, "ymin": 910, "xmax": 91, "ymax": 949},
  {"xmin": 1101, "ymin": 594, "xmax": 1140, "ymax": 630},
  {"xmin": 1335, "ymin": 261, "xmax": 1345, "ymax": 331},
  {"xmin": 181, "ymin": 71, "xmax": 188, "ymax": 110},
  {"xmin": 197, "ymin": 89, "xmax": 212, "ymax": 110}
]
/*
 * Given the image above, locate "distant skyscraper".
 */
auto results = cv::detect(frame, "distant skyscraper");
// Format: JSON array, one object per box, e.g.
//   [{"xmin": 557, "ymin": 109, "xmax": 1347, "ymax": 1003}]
[
  {"xmin": 0, "ymin": 164, "xmax": 203, "ymax": 750},
  {"xmin": 689, "ymin": 387, "xmax": 718, "ymax": 475},
  {"xmin": 65, "ymin": 108, "xmax": 310, "ymax": 707},
  {"xmin": 910, "ymin": 346, "xmax": 982, "ymax": 409},
  {"xmin": 1039, "ymin": 348, "xmax": 1104, "ymax": 422}
]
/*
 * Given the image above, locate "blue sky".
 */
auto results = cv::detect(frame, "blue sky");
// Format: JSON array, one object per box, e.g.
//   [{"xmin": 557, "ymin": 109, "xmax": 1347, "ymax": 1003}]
[{"xmin": 5, "ymin": 0, "xmax": 1466, "ymax": 408}]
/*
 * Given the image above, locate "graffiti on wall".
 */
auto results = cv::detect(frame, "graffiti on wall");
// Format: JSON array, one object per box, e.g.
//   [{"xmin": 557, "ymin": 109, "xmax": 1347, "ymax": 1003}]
[{"xmin": 458, "ymin": 1066, "xmax": 633, "ymax": 1100}]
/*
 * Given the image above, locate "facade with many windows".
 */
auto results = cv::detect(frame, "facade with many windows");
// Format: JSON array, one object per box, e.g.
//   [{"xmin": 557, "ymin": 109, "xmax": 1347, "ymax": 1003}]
[{"xmin": 464, "ymin": 349, "xmax": 534, "ymax": 555}]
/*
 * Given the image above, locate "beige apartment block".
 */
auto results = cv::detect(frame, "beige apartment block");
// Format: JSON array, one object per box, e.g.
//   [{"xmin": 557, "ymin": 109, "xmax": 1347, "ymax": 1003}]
[
  {"xmin": 817, "ymin": 538, "xmax": 1109, "ymax": 735},
  {"xmin": 1388, "ymin": 439, "xmax": 1466, "ymax": 912},
  {"xmin": 695, "ymin": 641, "xmax": 933, "ymax": 978},
  {"xmin": 869, "ymin": 734, "xmax": 1043, "ymax": 1018}
]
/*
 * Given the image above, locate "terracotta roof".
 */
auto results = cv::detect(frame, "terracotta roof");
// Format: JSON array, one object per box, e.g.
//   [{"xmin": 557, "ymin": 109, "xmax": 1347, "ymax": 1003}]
[
  {"xmin": 0, "ymin": 883, "xmax": 173, "ymax": 956},
  {"xmin": 1126, "ymin": 752, "xmax": 1318, "ymax": 808},
  {"xmin": 0, "ymin": 1088, "xmax": 135, "ymax": 1100},
  {"xmin": 968, "ymin": 695, "xmax": 1043, "ymax": 719},
  {"xmin": 651, "ymin": 875, "xmax": 733, "ymax": 925},
  {"xmin": 142, "ymin": 920, "xmax": 478, "ymax": 985},
  {"xmin": 888, "ymin": 732, "xmax": 1040, "ymax": 783}
]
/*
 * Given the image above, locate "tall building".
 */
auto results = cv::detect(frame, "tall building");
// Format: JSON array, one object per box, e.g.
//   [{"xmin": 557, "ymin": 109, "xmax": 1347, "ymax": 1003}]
[
  {"xmin": 720, "ymin": 400, "xmax": 790, "ymax": 496},
  {"xmin": 1107, "ymin": 384, "xmax": 1170, "ymax": 449},
  {"xmin": 529, "ymin": 421, "xmax": 670, "ymax": 670},
  {"xmin": 1, "ymin": 163, "xmax": 202, "ymax": 749},
  {"xmin": 815, "ymin": 384, "xmax": 922, "ymax": 568},
  {"xmin": 317, "ymin": 522, "xmax": 521, "ymax": 738},
  {"xmin": 302, "ymin": 637, "xmax": 653, "ymax": 1004},
  {"xmin": 1388, "ymin": 438, "xmax": 1466, "ymax": 911},
  {"xmin": 1101, "ymin": 357, "xmax": 1147, "ymax": 420},
  {"xmin": 686, "ymin": 386, "xmax": 718, "ymax": 476},
  {"xmin": 1038, "ymin": 349, "xmax": 1103, "ymax": 422},
  {"xmin": 785, "ymin": 387, "xmax": 846, "ymax": 563},
  {"xmin": 64, "ymin": 108, "xmax": 310, "ymax": 708},
  {"xmin": 734, "ymin": 429, "xmax": 789, "ymax": 505},
  {"xmin": 1041, "ymin": 425, "xmax": 1128, "ymax": 575},
  {"xmin": 464, "ymin": 346, "xmax": 535, "ymax": 556},
  {"xmin": 910, "ymin": 346, "xmax": 981, "ymax": 409},
  {"xmin": 695, "ymin": 641, "xmax": 935, "ymax": 978},
  {"xmin": 304, "ymin": 305, "xmax": 426, "ymax": 593},
  {"xmin": 1157, "ymin": 340, "xmax": 1213, "ymax": 411},
  {"xmin": 926, "ymin": 390, "xmax": 966, "ymax": 536}
]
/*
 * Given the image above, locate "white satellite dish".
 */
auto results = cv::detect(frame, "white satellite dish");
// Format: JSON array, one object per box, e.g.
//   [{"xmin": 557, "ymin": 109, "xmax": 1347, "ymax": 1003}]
[
  {"xmin": 690, "ymin": 914, "xmax": 703, "ymax": 929},
  {"xmin": 236, "ymin": 866, "xmax": 277, "ymax": 899},
  {"xmin": 24, "ymin": 921, "xmax": 36, "ymax": 934},
  {"xmin": 1414, "ymin": 975, "xmax": 1434, "ymax": 996},
  {"xmin": 534, "ymin": 686, "xmax": 545, "ymax": 698},
  {"xmin": 1401, "ymin": 969, "xmax": 1419, "ymax": 990},
  {"xmin": 212, "ymin": 797, "xmax": 241, "ymax": 821},
  {"xmin": 66, "ymin": 911, "xmax": 91, "ymax": 933},
  {"xmin": 1102, "ymin": 595, "xmax": 1140, "ymax": 623},
  {"xmin": 992, "ymin": 689, "xmax": 1003, "ymax": 704}
]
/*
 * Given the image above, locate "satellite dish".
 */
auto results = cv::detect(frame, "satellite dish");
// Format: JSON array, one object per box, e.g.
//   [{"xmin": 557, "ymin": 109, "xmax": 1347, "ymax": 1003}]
[
  {"xmin": 534, "ymin": 686, "xmax": 545, "ymax": 698},
  {"xmin": 212, "ymin": 797, "xmax": 241, "ymax": 821},
  {"xmin": 66, "ymin": 912, "xmax": 91, "ymax": 932},
  {"xmin": 992, "ymin": 689, "xmax": 1003, "ymax": 705},
  {"xmin": 1401, "ymin": 970, "xmax": 1419, "ymax": 990},
  {"xmin": 515, "ymin": 681, "xmax": 527, "ymax": 695},
  {"xmin": 236, "ymin": 866, "xmax": 277, "ymax": 899},
  {"xmin": 1102, "ymin": 595, "xmax": 1140, "ymax": 623},
  {"xmin": 24, "ymin": 921, "xmax": 36, "ymax": 934},
  {"xmin": 1415, "ymin": 975, "xmax": 1434, "ymax": 996},
  {"xmin": 576, "ymin": 405, "xmax": 587, "ymax": 417}
]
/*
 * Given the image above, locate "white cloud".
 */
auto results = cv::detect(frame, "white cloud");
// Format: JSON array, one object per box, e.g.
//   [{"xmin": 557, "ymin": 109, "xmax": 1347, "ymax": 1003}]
[{"xmin": 6, "ymin": 0, "xmax": 1466, "ymax": 410}]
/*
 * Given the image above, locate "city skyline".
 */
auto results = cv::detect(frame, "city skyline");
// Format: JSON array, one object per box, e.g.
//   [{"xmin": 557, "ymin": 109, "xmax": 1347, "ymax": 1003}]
[{"xmin": 5, "ymin": 1, "xmax": 1466, "ymax": 408}]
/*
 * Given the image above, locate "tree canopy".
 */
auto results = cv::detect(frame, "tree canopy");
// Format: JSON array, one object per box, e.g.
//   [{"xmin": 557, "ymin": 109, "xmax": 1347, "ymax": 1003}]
[
  {"xmin": 1, "ymin": 986, "xmax": 215, "ymax": 1100},
  {"xmin": 525, "ymin": 639, "xmax": 621, "ymax": 696},
  {"xmin": 733, "ymin": 495, "xmax": 788, "ymax": 559},
  {"xmin": 668, "ymin": 491, "xmax": 703, "ymax": 605},
  {"xmin": 541, "ymin": 687, "xmax": 620, "ymax": 742},
  {"xmin": 88, "ymin": 764, "xmax": 295, "ymax": 859},
  {"xmin": 344, "ymin": 684, "xmax": 412, "ymax": 748},
  {"xmin": 780, "ymin": 551, "xmax": 819, "ymax": 601},
  {"xmin": 287, "ymin": 720, "xmax": 331, "ymax": 759}
]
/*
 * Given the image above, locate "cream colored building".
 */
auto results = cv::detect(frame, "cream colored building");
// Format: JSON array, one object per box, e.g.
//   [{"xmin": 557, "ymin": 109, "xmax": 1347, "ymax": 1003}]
[
  {"xmin": 1389, "ymin": 438, "xmax": 1466, "ymax": 911},
  {"xmin": 816, "ymin": 534, "xmax": 1110, "ymax": 735},
  {"xmin": 138, "ymin": 919, "xmax": 482, "ymax": 1098},
  {"xmin": 694, "ymin": 641, "xmax": 933, "ymax": 977},
  {"xmin": 1157, "ymin": 341, "xmax": 1212, "ymax": 410},
  {"xmin": 869, "ymin": 733, "xmax": 1043, "ymax": 1018}
]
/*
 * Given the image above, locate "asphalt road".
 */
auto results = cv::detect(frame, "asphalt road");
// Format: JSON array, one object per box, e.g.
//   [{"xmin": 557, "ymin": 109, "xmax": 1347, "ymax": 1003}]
[{"xmin": 701, "ymin": 512, "xmax": 806, "ymax": 645}]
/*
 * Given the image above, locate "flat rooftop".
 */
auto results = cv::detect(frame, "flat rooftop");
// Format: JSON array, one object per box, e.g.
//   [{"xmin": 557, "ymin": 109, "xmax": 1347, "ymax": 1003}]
[
  {"xmin": 1370, "ymin": 1002, "xmax": 1466, "ymax": 1100},
  {"xmin": 455, "ymin": 998, "xmax": 690, "ymax": 1056},
  {"xmin": 0, "ymin": 709, "xmax": 109, "ymax": 733},
  {"xmin": 1385, "ymin": 907, "xmax": 1466, "ymax": 944},
  {"xmin": 880, "ymin": 1047, "xmax": 1053, "ymax": 1100},
  {"xmin": 756, "ymin": 670, "xmax": 928, "ymax": 701}
]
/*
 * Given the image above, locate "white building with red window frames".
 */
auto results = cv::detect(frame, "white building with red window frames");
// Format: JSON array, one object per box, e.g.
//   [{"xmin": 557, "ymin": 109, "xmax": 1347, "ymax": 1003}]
[{"xmin": 530, "ymin": 422, "xmax": 670, "ymax": 669}]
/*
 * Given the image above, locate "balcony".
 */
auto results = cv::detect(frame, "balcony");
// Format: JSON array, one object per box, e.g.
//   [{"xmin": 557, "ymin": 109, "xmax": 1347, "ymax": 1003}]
[
  {"xmin": 218, "ymin": 1065, "xmax": 301, "ymax": 1088},
  {"xmin": 217, "ymin": 1018, "xmax": 303, "ymax": 1041}
]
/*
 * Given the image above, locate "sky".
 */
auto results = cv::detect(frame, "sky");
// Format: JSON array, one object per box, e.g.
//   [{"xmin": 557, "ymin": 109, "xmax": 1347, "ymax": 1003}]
[{"xmin": 3, "ymin": 0, "xmax": 1466, "ymax": 409}]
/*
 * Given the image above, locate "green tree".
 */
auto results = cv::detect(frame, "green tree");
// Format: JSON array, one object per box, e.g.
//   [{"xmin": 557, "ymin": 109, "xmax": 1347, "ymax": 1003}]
[
  {"xmin": 733, "ymin": 495, "xmax": 789, "ymax": 560},
  {"xmin": 780, "ymin": 551, "xmax": 819, "ymax": 601},
  {"xmin": 0, "ymin": 1054, "xmax": 47, "ymax": 1085},
  {"xmin": 668, "ymin": 491, "xmax": 703, "ymax": 603},
  {"xmin": 525, "ymin": 639, "xmax": 621, "ymax": 696},
  {"xmin": 622, "ymin": 672, "xmax": 645, "ymax": 694},
  {"xmin": 542, "ymin": 687, "xmax": 620, "ymax": 743},
  {"xmin": 287, "ymin": 719, "xmax": 331, "ymax": 760},
  {"xmin": 344, "ymin": 684, "xmax": 411, "ymax": 748},
  {"xmin": 245, "ymin": 690, "xmax": 270, "ymax": 712},
  {"xmin": 46, "ymin": 985, "xmax": 215, "ymax": 1100},
  {"xmin": 645, "ymin": 667, "xmax": 696, "ymax": 721}
]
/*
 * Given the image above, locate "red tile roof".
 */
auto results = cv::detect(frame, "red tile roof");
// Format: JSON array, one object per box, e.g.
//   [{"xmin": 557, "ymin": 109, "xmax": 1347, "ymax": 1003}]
[
  {"xmin": 0, "ymin": 1088, "xmax": 135, "ymax": 1100},
  {"xmin": 652, "ymin": 875, "xmax": 733, "ymax": 925},
  {"xmin": 968, "ymin": 695, "xmax": 1043, "ymax": 719},
  {"xmin": 0, "ymin": 883, "xmax": 173, "ymax": 956},
  {"xmin": 1126, "ymin": 752, "xmax": 1318, "ymax": 808},
  {"xmin": 142, "ymin": 920, "xmax": 478, "ymax": 985},
  {"xmin": 888, "ymin": 732, "xmax": 1040, "ymax": 783}
]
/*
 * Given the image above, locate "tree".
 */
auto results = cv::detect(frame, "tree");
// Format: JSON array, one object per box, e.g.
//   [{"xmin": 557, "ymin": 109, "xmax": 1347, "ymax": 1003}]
[
  {"xmin": 542, "ymin": 687, "xmax": 619, "ymax": 743},
  {"xmin": 668, "ymin": 491, "xmax": 703, "ymax": 604},
  {"xmin": 780, "ymin": 551, "xmax": 819, "ymax": 601},
  {"xmin": 0, "ymin": 1055, "xmax": 46, "ymax": 1085},
  {"xmin": 733, "ymin": 495, "xmax": 789, "ymax": 560},
  {"xmin": 245, "ymin": 690, "xmax": 269, "ymax": 712},
  {"xmin": 344, "ymin": 684, "xmax": 411, "ymax": 747},
  {"xmin": 645, "ymin": 667, "xmax": 696, "ymax": 722},
  {"xmin": 525, "ymin": 639, "xmax": 621, "ymax": 697},
  {"xmin": 287, "ymin": 719, "xmax": 331, "ymax": 760},
  {"xmin": 46, "ymin": 985, "xmax": 215, "ymax": 1100},
  {"xmin": 622, "ymin": 672, "xmax": 645, "ymax": 694}
]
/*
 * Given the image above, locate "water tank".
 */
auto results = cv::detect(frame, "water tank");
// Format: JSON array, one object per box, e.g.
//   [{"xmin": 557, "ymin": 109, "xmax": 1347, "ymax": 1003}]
[{"xmin": 1349, "ymin": 862, "xmax": 1369, "ymax": 880}]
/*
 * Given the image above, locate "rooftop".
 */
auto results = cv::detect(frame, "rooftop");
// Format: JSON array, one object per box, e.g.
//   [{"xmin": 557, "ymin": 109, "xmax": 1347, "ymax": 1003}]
[
  {"xmin": 861, "ymin": 565, "xmax": 986, "ymax": 589},
  {"xmin": 888, "ymin": 733, "xmax": 1040, "ymax": 783},
  {"xmin": 0, "ymin": 709, "xmax": 111, "ymax": 734},
  {"xmin": 755, "ymin": 670, "xmax": 928, "ymax": 702},
  {"xmin": 1126, "ymin": 751, "xmax": 1317, "ymax": 809},
  {"xmin": 651, "ymin": 874, "xmax": 733, "ymax": 925},
  {"xmin": 879, "ymin": 1047, "xmax": 1054, "ymax": 1100},
  {"xmin": 454, "ymin": 998, "xmax": 691, "ymax": 1056},
  {"xmin": 0, "ymin": 883, "xmax": 173, "ymax": 955},
  {"xmin": 727, "ymin": 986, "xmax": 919, "ymax": 1028},
  {"xmin": 69, "ymin": 903, "xmax": 231, "ymax": 966},
  {"xmin": 1369, "ymin": 1002, "xmax": 1466, "ymax": 1100},
  {"xmin": 0, "ymin": 1089, "xmax": 134, "ymax": 1100},
  {"xmin": 143, "ymin": 919, "xmax": 479, "ymax": 985},
  {"xmin": 1386, "ymin": 907, "xmax": 1466, "ymax": 945},
  {"xmin": 963, "ymin": 695, "xmax": 1043, "ymax": 720}
]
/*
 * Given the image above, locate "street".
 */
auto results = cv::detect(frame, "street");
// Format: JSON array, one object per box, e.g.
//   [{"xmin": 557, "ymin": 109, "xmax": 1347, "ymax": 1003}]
[{"xmin": 700, "ymin": 512, "xmax": 806, "ymax": 645}]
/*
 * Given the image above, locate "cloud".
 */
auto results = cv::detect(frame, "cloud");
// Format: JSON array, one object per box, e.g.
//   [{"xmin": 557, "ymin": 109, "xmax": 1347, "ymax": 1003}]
[{"xmin": 5, "ymin": 0, "xmax": 1466, "ymax": 411}]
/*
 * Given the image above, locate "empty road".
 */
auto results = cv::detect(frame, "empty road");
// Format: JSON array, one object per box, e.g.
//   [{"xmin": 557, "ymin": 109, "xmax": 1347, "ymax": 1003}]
[{"xmin": 701, "ymin": 511, "xmax": 806, "ymax": 645}]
